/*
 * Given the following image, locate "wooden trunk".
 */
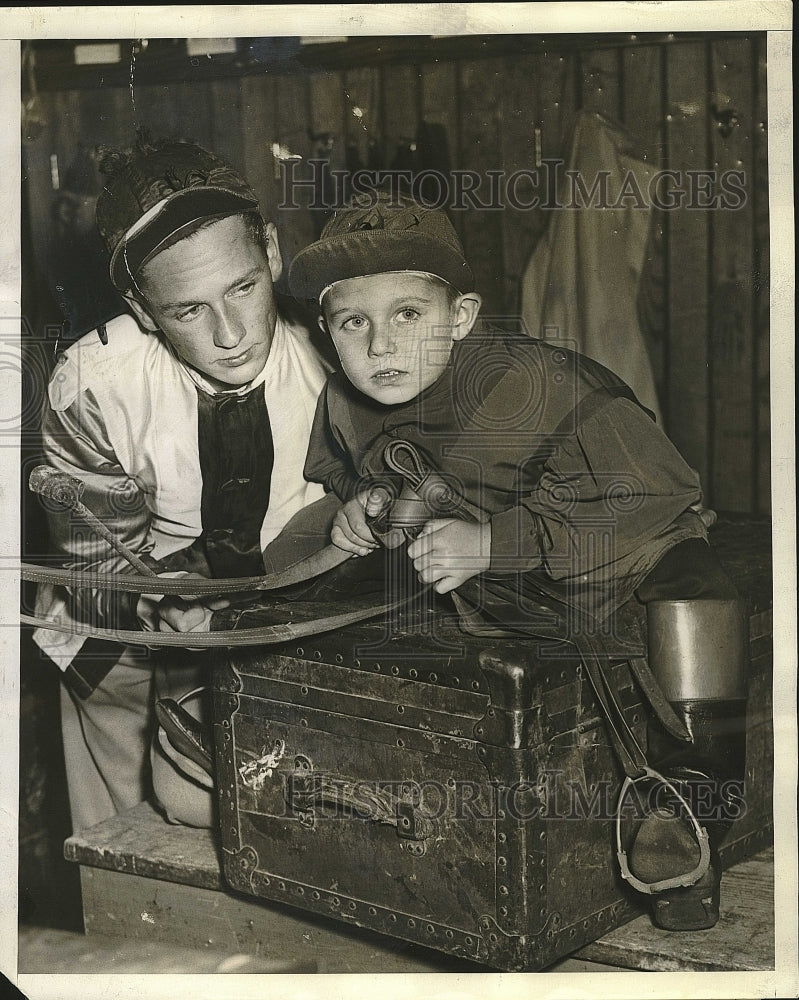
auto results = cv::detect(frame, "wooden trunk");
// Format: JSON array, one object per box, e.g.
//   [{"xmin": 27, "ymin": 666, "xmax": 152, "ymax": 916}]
[{"xmin": 212, "ymin": 517, "xmax": 772, "ymax": 971}]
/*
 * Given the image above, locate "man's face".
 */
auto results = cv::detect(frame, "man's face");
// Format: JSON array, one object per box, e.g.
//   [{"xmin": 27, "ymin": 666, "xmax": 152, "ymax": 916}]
[
  {"xmin": 322, "ymin": 272, "xmax": 478, "ymax": 406},
  {"xmin": 129, "ymin": 214, "xmax": 282, "ymax": 390}
]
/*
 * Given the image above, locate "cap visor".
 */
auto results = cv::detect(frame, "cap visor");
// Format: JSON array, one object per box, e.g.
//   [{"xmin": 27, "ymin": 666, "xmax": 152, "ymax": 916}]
[{"xmin": 110, "ymin": 187, "xmax": 258, "ymax": 290}]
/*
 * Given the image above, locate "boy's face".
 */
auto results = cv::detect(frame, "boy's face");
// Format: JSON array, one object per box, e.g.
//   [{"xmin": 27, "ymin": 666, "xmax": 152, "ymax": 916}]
[{"xmin": 322, "ymin": 272, "xmax": 480, "ymax": 405}]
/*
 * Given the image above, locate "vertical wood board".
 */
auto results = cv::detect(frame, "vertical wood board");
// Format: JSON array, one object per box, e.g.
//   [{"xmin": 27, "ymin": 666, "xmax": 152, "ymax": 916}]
[
  {"xmin": 240, "ymin": 75, "xmax": 278, "ymax": 224},
  {"xmin": 343, "ymin": 67, "xmax": 381, "ymax": 168},
  {"xmin": 420, "ymin": 59, "xmax": 460, "ymax": 237},
  {"xmin": 664, "ymin": 41, "xmax": 711, "ymax": 492},
  {"xmin": 309, "ymin": 69, "xmax": 347, "ymax": 177},
  {"xmin": 456, "ymin": 58, "xmax": 506, "ymax": 314},
  {"xmin": 579, "ymin": 46, "xmax": 622, "ymax": 121},
  {"xmin": 752, "ymin": 35, "xmax": 770, "ymax": 514},
  {"xmin": 499, "ymin": 52, "xmax": 543, "ymax": 315},
  {"xmin": 621, "ymin": 45, "xmax": 666, "ymax": 167},
  {"xmin": 210, "ymin": 77, "xmax": 245, "ymax": 171},
  {"xmin": 381, "ymin": 62, "xmax": 419, "ymax": 169},
  {"xmin": 274, "ymin": 74, "xmax": 315, "ymax": 276},
  {"xmin": 708, "ymin": 37, "xmax": 755, "ymax": 512},
  {"xmin": 621, "ymin": 45, "xmax": 667, "ymax": 410}
]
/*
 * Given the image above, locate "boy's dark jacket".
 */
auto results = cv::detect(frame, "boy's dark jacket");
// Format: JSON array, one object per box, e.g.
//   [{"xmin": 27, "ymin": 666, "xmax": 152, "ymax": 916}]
[{"xmin": 305, "ymin": 327, "xmax": 706, "ymax": 624}]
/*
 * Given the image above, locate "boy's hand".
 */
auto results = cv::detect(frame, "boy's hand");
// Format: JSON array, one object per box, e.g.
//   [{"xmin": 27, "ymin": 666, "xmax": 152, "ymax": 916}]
[
  {"xmin": 407, "ymin": 519, "xmax": 491, "ymax": 594},
  {"xmin": 331, "ymin": 491, "xmax": 381, "ymax": 556}
]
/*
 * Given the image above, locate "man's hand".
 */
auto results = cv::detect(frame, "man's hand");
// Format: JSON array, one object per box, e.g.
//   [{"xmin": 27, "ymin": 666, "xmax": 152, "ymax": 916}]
[
  {"xmin": 330, "ymin": 491, "xmax": 381, "ymax": 556},
  {"xmin": 154, "ymin": 594, "xmax": 231, "ymax": 633},
  {"xmin": 137, "ymin": 572, "xmax": 232, "ymax": 634},
  {"xmin": 406, "ymin": 519, "xmax": 491, "ymax": 594}
]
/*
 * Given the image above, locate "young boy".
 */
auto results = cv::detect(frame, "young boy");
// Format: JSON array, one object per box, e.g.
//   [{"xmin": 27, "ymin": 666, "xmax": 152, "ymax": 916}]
[{"xmin": 288, "ymin": 191, "xmax": 748, "ymax": 932}]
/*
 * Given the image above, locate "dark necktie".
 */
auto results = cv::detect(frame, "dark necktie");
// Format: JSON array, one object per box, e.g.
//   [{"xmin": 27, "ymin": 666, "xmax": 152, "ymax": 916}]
[{"xmin": 196, "ymin": 383, "xmax": 274, "ymax": 577}]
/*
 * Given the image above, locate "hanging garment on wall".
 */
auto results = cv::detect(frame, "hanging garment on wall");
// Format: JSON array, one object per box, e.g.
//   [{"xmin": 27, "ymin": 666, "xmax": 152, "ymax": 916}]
[{"xmin": 520, "ymin": 110, "xmax": 662, "ymax": 423}]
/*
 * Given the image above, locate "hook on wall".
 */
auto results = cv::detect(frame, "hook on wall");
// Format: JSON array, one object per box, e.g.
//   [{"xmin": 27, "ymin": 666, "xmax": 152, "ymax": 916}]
[{"xmin": 711, "ymin": 101, "xmax": 740, "ymax": 139}]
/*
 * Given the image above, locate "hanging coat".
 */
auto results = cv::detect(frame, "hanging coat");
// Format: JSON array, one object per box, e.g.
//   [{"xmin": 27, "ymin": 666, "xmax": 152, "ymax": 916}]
[{"xmin": 521, "ymin": 109, "xmax": 663, "ymax": 423}]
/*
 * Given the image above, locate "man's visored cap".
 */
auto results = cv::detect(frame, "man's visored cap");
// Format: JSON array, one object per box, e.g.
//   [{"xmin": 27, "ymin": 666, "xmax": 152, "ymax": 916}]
[
  {"xmin": 288, "ymin": 189, "xmax": 473, "ymax": 301},
  {"xmin": 96, "ymin": 131, "xmax": 259, "ymax": 291}
]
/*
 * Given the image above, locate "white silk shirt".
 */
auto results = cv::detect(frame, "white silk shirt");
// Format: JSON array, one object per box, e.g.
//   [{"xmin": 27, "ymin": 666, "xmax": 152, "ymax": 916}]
[{"xmin": 34, "ymin": 310, "xmax": 328, "ymax": 669}]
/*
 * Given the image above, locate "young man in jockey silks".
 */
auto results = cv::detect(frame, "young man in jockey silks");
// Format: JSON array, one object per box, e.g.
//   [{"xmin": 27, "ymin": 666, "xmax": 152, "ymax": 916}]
[
  {"xmin": 33, "ymin": 133, "xmax": 329, "ymax": 831},
  {"xmin": 288, "ymin": 190, "xmax": 749, "ymax": 932}
]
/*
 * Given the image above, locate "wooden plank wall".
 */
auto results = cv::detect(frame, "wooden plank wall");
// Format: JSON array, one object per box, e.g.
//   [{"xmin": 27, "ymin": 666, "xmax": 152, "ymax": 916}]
[{"xmin": 22, "ymin": 35, "xmax": 770, "ymax": 514}]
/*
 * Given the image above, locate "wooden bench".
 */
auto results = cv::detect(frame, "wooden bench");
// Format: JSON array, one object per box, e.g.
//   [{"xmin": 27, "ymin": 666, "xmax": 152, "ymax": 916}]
[{"xmin": 64, "ymin": 800, "xmax": 774, "ymax": 973}]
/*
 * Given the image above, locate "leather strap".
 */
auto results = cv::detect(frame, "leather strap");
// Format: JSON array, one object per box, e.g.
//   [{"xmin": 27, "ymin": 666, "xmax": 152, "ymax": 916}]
[
  {"xmin": 383, "ymin": 439, "xmax": 488, "ymax": 524},
  {"xmin": 571, "ymin": 629, "xmax": 648, "ymax": 779},
  {"xmin": 21, "ymin": 596, "xmax": 403, "ymax": 648},
  {"xmin": 20, "ymin": 542, "xmax": 351, "ymax": 597},
  {"xmin": 627, "ymin": 657, "xmax": 692, "ymax": 744},
  {"xmin": 155, "ymin": 698, "xmax": 215, "ymax": 776}
]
